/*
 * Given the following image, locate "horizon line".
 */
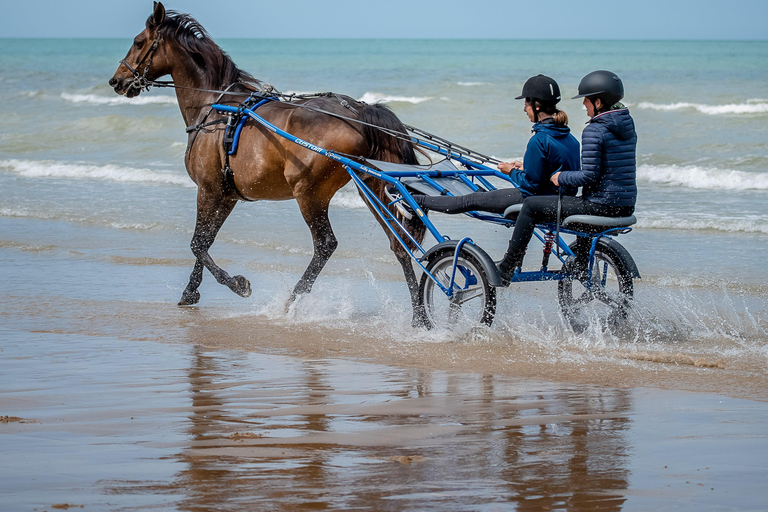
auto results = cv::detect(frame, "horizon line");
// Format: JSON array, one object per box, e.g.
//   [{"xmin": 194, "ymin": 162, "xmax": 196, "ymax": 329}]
[{"xmin": 1, "ymin": 36, "xmax": 767, "ymax": 42}]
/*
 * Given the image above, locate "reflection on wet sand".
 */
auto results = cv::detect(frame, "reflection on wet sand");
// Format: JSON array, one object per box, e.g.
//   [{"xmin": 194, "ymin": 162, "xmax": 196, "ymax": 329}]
[{"xmin": 120, "ymin": 339, "xmax": 632, "ymax": 511}]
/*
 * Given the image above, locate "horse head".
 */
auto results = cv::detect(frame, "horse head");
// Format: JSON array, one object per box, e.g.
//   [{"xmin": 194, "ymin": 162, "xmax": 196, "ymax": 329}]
[{"xmin": 109, "ymin": 2, "xmax": 170, "ymax": 98}]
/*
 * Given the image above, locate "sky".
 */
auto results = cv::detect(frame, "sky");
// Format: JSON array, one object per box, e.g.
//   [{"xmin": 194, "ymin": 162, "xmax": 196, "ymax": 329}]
[{"xmin": 1, "ymin": 0, "xmax": 767, "ymax": 39}]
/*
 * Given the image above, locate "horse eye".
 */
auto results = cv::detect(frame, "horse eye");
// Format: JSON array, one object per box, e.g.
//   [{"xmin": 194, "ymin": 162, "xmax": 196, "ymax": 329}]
[{"xmin": 133, "ymin": 40, "xmax": 143, "ymax": 49}]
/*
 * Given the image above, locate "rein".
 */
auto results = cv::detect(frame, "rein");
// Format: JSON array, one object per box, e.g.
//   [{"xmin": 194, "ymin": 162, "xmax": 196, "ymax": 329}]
[{"xmin": 124, "ymin": 50, "xmax": 501, "ymax": 167}]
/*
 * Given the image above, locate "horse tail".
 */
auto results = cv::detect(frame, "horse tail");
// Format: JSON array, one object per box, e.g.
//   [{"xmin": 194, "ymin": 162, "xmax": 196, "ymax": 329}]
[
  {"xmin": 359, "ymin": 103, "xmax": 418, "ymax": 165},
  {"xmin": 356, "ymin": 102, "xmax": 426, "ymax": 259}
]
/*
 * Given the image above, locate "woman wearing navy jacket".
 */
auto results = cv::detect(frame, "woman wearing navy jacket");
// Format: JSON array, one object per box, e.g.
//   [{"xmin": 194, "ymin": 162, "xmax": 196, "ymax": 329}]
[
  {"xmin": 496, "ymin": 70, "xmax": 637, "ymax": 280},
  {"xmin": 406, "ymin": 75, "xmax": 580, "ymax": 215}
]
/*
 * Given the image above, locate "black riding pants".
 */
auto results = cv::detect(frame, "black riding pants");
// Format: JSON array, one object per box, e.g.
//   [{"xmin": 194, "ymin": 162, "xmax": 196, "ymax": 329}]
[
  {"xmin": 503, "ymin": 195, "xmax": 635, "ymax": 268},
  {"xmin": 414, "ymin": 188, "xmax": 525, "ymax": 215}
]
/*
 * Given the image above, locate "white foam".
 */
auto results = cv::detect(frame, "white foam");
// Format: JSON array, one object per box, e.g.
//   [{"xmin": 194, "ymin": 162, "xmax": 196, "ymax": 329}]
[
  {"xmin": 457, "ymin": 82, "xmax": 489, "ymax": 87},
  {"xmin": 330, "ymin": 183, "xmax": 368, "ymax": 210},
  {"xmin": 636, "ymin": 214, "xmax": 768, "ymax": 235},
  {"xmin": 61, "ymin": 92, "xmax": 178, "ymax": 106},
  {"xmin": 0, "ymin": 159, "xmax": 194, "ymax": 187},
  {"xmin": 358, "ymin": 92, "xmax": 434, "ymax": 104},
  {"xmin": 638, "ymin": 164, "xmax": 768, "ymax": 190},
  {"xmin": 637, "ymin": 101, "xmax": 768, "ymax": 115}
]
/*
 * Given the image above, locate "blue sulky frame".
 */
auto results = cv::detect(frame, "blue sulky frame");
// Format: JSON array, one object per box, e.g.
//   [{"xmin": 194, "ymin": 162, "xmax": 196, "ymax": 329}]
[{"xmin": 212, "ymin": 103, "xmax": 634, "ymax": 300}]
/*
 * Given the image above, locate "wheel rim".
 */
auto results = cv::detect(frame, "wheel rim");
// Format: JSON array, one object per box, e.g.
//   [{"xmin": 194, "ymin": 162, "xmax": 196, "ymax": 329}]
[
  {"xmin": 559, "ymin": 250, "xmax": 632, "ymax": 330},
  {"xmin": 423, "ymin": 255, "xmax": 492, "ymax": 328}
]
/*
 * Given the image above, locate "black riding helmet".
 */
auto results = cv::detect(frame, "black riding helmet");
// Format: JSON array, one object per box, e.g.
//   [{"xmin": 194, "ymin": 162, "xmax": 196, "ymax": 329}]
[
  {"xmin": 515, "ymin": 74, "xmax": 561, "ymax": 103},
  {"xmin": 572, "ymin": 70, "xmax": 624, "ymax": 106}
]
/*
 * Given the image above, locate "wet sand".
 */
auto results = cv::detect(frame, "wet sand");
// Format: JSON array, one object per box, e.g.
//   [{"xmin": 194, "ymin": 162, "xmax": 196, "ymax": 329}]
[{"xmin": 2, "ymin": 302, "xmax": 768, "ymax": 511}]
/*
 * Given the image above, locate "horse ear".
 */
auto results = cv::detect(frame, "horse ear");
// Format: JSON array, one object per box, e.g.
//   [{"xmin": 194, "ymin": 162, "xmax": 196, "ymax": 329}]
[{"xmin": 153, "ymin": 2, "xmax": 166, "ymax": 25}]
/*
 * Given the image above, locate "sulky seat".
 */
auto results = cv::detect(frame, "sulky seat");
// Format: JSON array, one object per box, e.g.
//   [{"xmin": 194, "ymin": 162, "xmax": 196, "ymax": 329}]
[{"xmin": 503, "ymin": 203, "xmax": 636, "ymax": 233}]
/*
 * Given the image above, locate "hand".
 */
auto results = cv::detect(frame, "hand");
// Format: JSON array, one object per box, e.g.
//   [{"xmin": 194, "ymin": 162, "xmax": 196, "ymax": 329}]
[
  {"xmin": 498, "ymin": 161, "xmax": 523, "ymax": 175},
  {"xmin": 550, "ymin": 172, "xmax": 561, "ymax": 186}
]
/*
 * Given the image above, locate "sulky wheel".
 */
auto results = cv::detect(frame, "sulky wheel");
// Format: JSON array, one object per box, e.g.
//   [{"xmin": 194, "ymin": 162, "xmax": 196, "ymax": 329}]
[
  {"xmin": 418, "ymin": 248, "xmax": 496, "ymax": 330},
  {"xmin": 558, "ymin": 239, "xmax": 634, "ymax": 333}
]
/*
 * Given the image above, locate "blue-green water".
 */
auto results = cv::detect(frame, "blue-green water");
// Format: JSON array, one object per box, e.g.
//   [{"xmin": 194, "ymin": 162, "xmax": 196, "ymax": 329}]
[{"xmin": 0, "ymin": 37, "xmax": 766, "ymax": 362}]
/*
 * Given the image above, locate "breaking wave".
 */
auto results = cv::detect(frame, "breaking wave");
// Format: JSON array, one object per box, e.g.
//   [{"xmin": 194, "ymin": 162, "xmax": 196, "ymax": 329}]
[
  {"xmin": 358, "ymin": 92, "xmax": 436, "ymax": 104},
  {"xmin": 637, "ymin": 100, "xmax": 768, "ymax": 115},
  {"xmin": 0, "ymin": 159, "xmax": 193, "ymax": 187},
  {"xmin": 638, "ymin": 164, "xmax": 768, "ymax": 190},
  {"xmin": 636, "ymin": 213, "xmax": 768, "ymax": 235},
  {"xmin": 61, "ymin": 92, "xmax": 178, "ymax": 106}
]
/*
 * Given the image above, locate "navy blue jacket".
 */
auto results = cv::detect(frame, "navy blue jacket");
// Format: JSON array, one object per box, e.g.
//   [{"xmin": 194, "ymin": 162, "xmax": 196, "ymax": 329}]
[
  {"xmin": 558, "ymin": 108, "xmax": 637, "ymax": 207},
  {"xmin": 509, "ymin": 120, "xmax": 580, "ymax": 197}
]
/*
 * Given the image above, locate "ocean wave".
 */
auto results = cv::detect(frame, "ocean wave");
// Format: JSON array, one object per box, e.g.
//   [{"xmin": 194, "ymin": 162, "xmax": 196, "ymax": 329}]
[
  {"xmin": 637, "ymin": 100, "xmax": 768, "ymax": 115},
  {"xmin": 636, "ymin": 214, "xmax": 768, "ymax": 235},
  {"xmin": 61, "ymin": 92, "xmax": 178, "ymax": 106},
  {"xmin": 638, "ymin": 164, "xmax": 768, "ymax": 190},
  {"xmin": 330, "ymin": 184, "xmax": 367, "ymax": 209},
  {"xmin": 0, "ymin": 159, "xmax": 193, "ymax": 187},
  {"xmin": 358, "ymin": 92, "xmax": 434, "ymax": 104},
  {"xmin": 457, "ymin": 82, "xmax": 490, "ymax": 87}
]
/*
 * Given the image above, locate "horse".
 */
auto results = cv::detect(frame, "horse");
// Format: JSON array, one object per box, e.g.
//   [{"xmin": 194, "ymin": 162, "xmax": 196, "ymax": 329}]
[{"xmin": 109, "ymin": 2, "xmax": 428, "ymax": 326}]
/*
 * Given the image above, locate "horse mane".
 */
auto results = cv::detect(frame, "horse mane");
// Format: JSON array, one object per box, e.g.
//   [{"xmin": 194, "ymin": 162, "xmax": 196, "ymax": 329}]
[{"xmin": 147, "ymin": 10, "xmax": 258, "ymax": 90}]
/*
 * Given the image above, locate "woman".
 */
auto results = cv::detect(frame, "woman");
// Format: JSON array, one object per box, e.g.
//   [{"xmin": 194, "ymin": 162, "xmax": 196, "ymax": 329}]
[
  {"xmin": 496, "ymin": 70, "xmax": 637, "ymax": 281},
  {"xmin": 401, "ymin": 74, "xmax": 579, "ymax": 215}
]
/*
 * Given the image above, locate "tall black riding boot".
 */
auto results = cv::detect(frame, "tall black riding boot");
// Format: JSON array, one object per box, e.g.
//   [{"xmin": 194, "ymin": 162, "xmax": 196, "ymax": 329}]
[{"xmin": 495, "ymin": 246, "xmax": 523, "ymax": 285}]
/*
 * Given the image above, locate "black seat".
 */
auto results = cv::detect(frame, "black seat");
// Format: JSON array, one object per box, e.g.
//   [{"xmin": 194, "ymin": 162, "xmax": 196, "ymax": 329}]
[{"xmin": 561, "ymin": 215, "xmax": 636, "ymax": 233}]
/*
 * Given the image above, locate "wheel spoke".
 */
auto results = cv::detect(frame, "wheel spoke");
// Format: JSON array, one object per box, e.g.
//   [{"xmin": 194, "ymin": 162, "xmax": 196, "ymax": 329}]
[
  {"xmin": 558, "ymin": 243, "xmax": 634, "ymax": 331},
  {"xmin": 452, "ymin": 285, "xmax": 485, "ymax": 305},
  {"xmin": 594, "ymin": 289, "xmax": 627, "ymax": 308},
  {"xmin": 419, "ymin": 251, "xmax": 496, "ymax": 329}
]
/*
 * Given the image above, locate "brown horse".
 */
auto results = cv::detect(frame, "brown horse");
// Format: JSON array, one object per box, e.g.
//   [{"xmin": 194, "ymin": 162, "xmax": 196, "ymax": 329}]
[{"xmin": 109, "ymin": 2, "xmax": 428, "ymax": 325}]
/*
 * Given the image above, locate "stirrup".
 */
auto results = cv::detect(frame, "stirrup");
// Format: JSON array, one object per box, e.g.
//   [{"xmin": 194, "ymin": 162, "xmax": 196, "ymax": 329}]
[{"xmin": 385, "ymin": 185, "xmax": 414, "ymax": 220}]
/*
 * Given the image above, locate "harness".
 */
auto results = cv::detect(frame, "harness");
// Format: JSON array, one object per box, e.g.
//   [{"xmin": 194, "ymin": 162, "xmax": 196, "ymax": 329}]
[
  {"xmin": 119, "ymin": 35, "xmax": 166, "ymax": 93},
  {"xmin": 218, "ymin": 94, "xmax": 277, "ymax": 201},
  {"xmin": 185, "ymin": 91, "xmax": 364, "ymax": 202}
]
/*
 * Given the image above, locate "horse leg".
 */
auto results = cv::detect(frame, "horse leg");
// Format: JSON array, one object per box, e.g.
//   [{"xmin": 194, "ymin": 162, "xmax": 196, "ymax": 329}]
[
  {"xmin": 395, "ymin": 249, "xmax": 428, "ymax": 328},
  {"xmin": 179, "ymin": 193, "xmax": 251, "ymax": 305},
  {"xmin": 289, "ymin": 199, "xmax": 338, "ymax": 302}
]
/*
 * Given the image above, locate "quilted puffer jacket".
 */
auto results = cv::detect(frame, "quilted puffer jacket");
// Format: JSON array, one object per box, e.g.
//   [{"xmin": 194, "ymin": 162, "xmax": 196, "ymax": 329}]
[{"xmin": 558, "ymin": 108, "xmax": 637, "ymax": 207}]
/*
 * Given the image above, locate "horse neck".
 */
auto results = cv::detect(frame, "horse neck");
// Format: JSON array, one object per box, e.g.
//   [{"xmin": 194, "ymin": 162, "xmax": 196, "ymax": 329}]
[
  {"xmin": 166, "ymin": 49, "xmax": 244, "ymax": 127},
  {"xmin": 168, "ymin": 63, "xmax": 218, "ymax": 127}
]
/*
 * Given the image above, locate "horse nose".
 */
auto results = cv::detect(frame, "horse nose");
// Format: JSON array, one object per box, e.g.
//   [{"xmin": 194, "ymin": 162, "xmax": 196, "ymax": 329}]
[{"xmin": 109, "ymin": 77, "xmax": 119, "ymax": 87}]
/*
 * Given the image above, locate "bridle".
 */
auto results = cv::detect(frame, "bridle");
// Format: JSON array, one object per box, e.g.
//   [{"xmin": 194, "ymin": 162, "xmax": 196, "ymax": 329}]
[{"xmin": 119, "ymin": 34, "xmax": 162, "ymax": 92}]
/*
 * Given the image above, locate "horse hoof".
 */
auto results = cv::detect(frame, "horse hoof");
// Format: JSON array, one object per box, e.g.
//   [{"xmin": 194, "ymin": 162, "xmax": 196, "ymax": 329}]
[
  {"xmin": 178, "ymin": 290, "xmax": 200, "ymax": 306},
  {"xmin": 232, "ymin": 275, "xmax": 251, "ymax": 298}
]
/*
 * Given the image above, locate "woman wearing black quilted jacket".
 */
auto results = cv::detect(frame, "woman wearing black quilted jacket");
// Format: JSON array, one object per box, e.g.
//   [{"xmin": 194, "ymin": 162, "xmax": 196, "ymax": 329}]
[{"xmin": 496, "ymin": 70, "xmax": 637, "ymax": 281}]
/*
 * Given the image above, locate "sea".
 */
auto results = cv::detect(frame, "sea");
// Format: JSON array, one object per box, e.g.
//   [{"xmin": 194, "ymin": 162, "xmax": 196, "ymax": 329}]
[
  {"xmin": 1, "ymin": 37, "xmax": 767, "ymax": 382},
  {"xmin": 2, "ymin": 37, "xmax": 768, "ymax": 511}
]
